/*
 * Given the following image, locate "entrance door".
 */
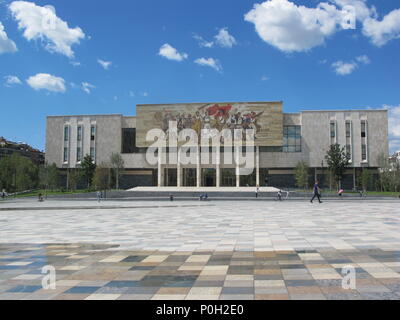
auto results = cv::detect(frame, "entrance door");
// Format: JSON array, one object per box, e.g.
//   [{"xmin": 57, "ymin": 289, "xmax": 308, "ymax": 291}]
[
  {"xmin": 221, "ymin": 168, "xmax": 236, "ymax": 186},
  {"xmin": 183, "ymin": 168, "xmax": 196, "ymax": 186},
  {"xmin": 164, "ymin": 168, "xmax": 177, "ymax": 186},
  {"xmin": 202, "ymin": 168, "xmax": 216, "ymax": 187}
]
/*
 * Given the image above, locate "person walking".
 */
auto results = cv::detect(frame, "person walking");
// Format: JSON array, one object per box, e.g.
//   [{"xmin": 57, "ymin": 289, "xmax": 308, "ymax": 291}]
[
  {"xmin": 96, "ymin": 191, "xmax": 101, "ymax": 203},
  {"xmin": 255, "ymin": 185, "xmax": 259, "ymax": 198},
  {"xmin": 310, "ymin": 180, "xmax": 322, "ymax": 203}
]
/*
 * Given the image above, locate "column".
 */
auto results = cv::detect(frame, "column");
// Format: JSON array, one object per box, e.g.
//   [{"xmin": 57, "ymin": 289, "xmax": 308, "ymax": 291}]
[
  {"xmin": 196, "ymin": 145, "xmax": 201, "ymax": 187},
  {"xmin": 235, "ymin": 146, "xmax": 240, "ymax": 187},
  {"xmin": 177, "ymin": 150, "xmax": 181, "ymax": 187},
  {"xmin": 157, "ymin": 149, "xmax": 162, "ymax": 187},
  {"xmin": 216, "ymin": 147, "xmax": 220, "ymax": 188},
  {"xmin": 256, "ymin": 146, "xmax": 260, "ymax": 186}
]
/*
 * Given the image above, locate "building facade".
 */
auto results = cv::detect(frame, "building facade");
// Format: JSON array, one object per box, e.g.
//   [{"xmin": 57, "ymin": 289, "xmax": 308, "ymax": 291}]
[
  {"xmin": 45, "ymin": 102, "xmax": 389, "ymax": 190},
  {"xmin": 0, "ymin": 136, "xmax": 45, "ymax": 165}
]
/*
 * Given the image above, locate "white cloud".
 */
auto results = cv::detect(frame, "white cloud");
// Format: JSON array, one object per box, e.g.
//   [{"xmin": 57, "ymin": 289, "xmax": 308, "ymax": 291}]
[
  {"xmin": 193, "ymin": 28, "xmax": 237, "ymax": 48},
  {"xmin": 0, "ymin": 22, "xmax": 18, "ymax": 54},
  {"xmin": 194, "ymin": 57, "xmax": 222, "ymax": 72},
  {"xmin": 159, "ymin": 43, "xmax": 188, "ymax": 61},
  {"xmin": 142, "ymin": 92, "xmax": 148, "ymax": 97},
  {"xmin": 26, "ymin": 73, "xmax": 66, "ymax": 92},
  {"xmin": 331, "ymin": 0, "xmax": 376, "ymax": 22},
  {"xmin": 97, "ymin": 59, "xmax": 112, "ymax": 70},
  {"xmin": 331, "ymin": 54, "xmax": 370, "ymax": 75},
  {"xmin": 9, "ymin": 1, "xmax": 85, "ymax": 58},
  {"xmin": 244, "ymin": 0, "xmax": 342, "ymax": 52},
  {"xmin": 70, "ymin": 61, "xmax": 81, "ymax": 67},
  {"xmin": 332, "ymin": 0, "xmax": 400, "ymax": 47},
  {"xmin": 356, "ymin": 54, "xmax": 370, "ymax": 64},
  {"xmin": 214, "ymin": 28, "xmax": 237, "ymax": 48},
  {"xmin": 362, "ymin": 9, "xmax": 400, "ymax": 47},
  {"xmin": 81, "ymin": 82, "xmax": 95, "ymax": 94},
  {"xmin": 331, "ymin": 60, "xmax": 357, "ymax": 75},
  {"xmin": 244, "ymin": 0, "xmax": 400, "ymax": 52},
  {"xmin": 261, "ymin": 75, "xmax": 269, "ymax": 81},
  {"xmin": 193, "ymin": 34, "xmax": 214, "ymax": 48},
  {"xmin": 4, "ymin": 75, "xmax": 22, "ymax": 87}
]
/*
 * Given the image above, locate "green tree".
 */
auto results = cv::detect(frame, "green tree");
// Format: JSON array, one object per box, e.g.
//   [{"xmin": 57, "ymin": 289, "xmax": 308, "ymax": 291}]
[
  {"xmin": 80, "ymin": 154, "xmax": 96, "ymax": 189},
  {"xmin": 0, "ymin": 155, "xmax": 15, "ymax": 192},
  {"xmin": 39, "ymin": 163, "xmax": 59, "ymax": 193},
  {"xmin": 325, "ymin": 143, "xmax": 350, "ymax": 189},
  {"xmin": 68, "ymin": 169, "xmax": 81, "ymax": 191},
  {"xmin": 93, "ymin": 162, "xmax": 110, "ymax": 192},
  {"xmin": 110, "ymin": 153, "xmax": 124, "ymax": 189},
  {"xmin": 360, "ymin": 168, "xmax": 371, "ymax": 192},
  {"xmin": 377, "ymin": 152, "xmax": 392, "ymax": 191},
  {"xmin": 294, "ymin": 161, "xmax": 309, "ymax": 190},
  {"xmin": 0, "ymin": 154, "xmax": 38, "ymax": 192}
]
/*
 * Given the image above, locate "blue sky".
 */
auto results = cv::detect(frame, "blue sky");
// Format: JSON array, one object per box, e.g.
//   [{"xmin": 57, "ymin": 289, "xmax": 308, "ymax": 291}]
[{"xmin": 0, "ymin": 0, "xmax": 399, "ymax": 152}]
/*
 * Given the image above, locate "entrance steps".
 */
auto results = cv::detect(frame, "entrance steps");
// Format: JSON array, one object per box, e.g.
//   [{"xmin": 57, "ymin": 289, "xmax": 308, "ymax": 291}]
[{"xmin": 127, "ymin": 186, "xmax": 280, "ymax": 193}]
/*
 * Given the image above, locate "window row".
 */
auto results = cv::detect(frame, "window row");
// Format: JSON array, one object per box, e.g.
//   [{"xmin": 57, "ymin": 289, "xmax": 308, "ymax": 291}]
[
  {"xmin": 63, "ymin": 147, "xmax": 96, "ymax": 163},
  {"xmin": 283, "ymin": 125, "xmax": 301, "ymax": 153},
  {"xmin": 330, "ymin": 120, "xmax": 368, "ymax": 162},
  {"xmin": 64, "ymin": 125, "xmax": 96, "ymax": 141}
]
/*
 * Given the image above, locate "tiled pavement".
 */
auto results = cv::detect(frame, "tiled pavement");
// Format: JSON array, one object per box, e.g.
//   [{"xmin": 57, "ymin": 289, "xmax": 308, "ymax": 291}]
[
  {"xmin": 0, "ymin": 200, "xmax": 400, "ymax": 300},
  {"xmin": 0, "ymin": 244, "xmax": 400, "ymax": 300}
]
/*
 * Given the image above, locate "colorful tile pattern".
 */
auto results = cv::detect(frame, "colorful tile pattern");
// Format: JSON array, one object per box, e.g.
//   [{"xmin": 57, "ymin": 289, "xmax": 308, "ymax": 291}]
[{"xmin": 0, "ymin": 244, "xmax": 399, "ymax": 300}]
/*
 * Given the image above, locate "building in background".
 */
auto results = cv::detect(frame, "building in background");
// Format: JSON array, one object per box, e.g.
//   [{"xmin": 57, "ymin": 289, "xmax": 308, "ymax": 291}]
[
  {"xmin": 45, "ymin": 101, "xmax": 389, "ymax": 190},
  {"xmin": 0, "ymin": 136, "xmax": 45, "ymax": 165},
  {"xmin": 389, "ymin": 151, "xmax": 400, "ymax": 171}
]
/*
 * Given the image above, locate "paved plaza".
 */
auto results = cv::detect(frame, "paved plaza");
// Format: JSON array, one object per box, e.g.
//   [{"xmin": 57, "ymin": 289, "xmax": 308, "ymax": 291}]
[{"xmin": 0, "ymin": 199, "xmax": 400, "ymax": 300}]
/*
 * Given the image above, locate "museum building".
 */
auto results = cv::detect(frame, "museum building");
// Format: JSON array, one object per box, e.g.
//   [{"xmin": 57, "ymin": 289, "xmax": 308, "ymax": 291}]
[{"xmin": 45, "ymin": 101, "xmax": 389, "ymax": 190}]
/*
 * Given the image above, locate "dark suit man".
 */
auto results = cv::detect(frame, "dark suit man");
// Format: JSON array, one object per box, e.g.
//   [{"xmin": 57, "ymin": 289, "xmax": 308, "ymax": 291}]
[{"xmin": 310, "ymin": 181, "xmax": 322, "ymax": 203}]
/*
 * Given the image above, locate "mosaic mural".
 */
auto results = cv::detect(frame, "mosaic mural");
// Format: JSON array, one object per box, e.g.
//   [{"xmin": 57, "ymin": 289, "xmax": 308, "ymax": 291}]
[{"xmin": 136, "ymin": 102, "xmax": 283, "ymax": 147}]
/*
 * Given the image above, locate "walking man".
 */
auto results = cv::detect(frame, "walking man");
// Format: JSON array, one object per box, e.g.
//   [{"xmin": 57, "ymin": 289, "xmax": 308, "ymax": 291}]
[
  {"xmin": 310, "ymin": 180, "xmax": 322, "ymax": 203},
  {"xmin": 96, "ymin": 191, "xmax": 101, "ymax": 203},
  {"xmin": 255, "ymin": 185, "xmax": 259, "ymax": 198}
]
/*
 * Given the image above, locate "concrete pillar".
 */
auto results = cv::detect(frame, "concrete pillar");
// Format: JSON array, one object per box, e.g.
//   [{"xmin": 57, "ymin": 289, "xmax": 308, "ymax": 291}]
[
  {"xmin": 177, "ymin": 150, "xmax": 181, "ymax": 187},
  {"xmin": 157, "ymin": 149, "xmax": 163, "ymax": 187},
  {"xmin": 235, "ymin": 146, "xmax": 240, "ymax": 187},
  {"xmin": 196, "ymin": 145, "xmax": 201, "ymax": 187},
  {"xmin": 256, "ymin": 146, "xmax": 260, "ymax": 186},
  {"xmin": 216, "ymin": 147, "xmax": 220, "ymax": 188}
]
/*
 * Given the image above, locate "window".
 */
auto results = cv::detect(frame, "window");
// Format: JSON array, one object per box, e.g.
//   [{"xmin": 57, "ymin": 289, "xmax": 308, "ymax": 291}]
[
  {"xmin": 330, "ymin": 121, "xmax": 336, "ymax": 144},
  {"xmin": 90, "ymin": 125, "xmax": 96, "ymax": 141},
  {"xmin": 64, "ymin": 126, "xmax": 69, "ymax": 141},
  {"xmin": 345, "ymin": 121, "xmax": 352, "ymax": 161},
  {"xmin": 121, "ymin": 128, "xmax": 137, "ymax": 153},
  {"xmin": 361, "ymin": 120, "xmax": 367, "ymax": 138},
  {"xmin": 90, "ymin": 147, "xmax": 95, "ymax": 161},
  {"xmin": 361, "ymin": 120, "xmax": 368, "ymax": 161},
  {"xmin": 77, "ymin": 147, "xmax": 82, "ymax": 162},
  {"xmin": 63, "ymin": 147, "xmax": 68, "ymax": 162},
  {"xmin": 283, "ymin": 125, "xmax": 301, "ymax": 152},
  {"xmin": 77, "ymin": 126, "xmax": 82, "ymax": 141},
  {"xmin": 345, "ymin": 121, "xmax": 351, "ymax": 138},
  {"xmin": 361, "ymin": 144, "xmax": 367, "ymax": 161},
  {"xmin": 346, "ymin": 144, "xmax": 351, "ymax": 160}
]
